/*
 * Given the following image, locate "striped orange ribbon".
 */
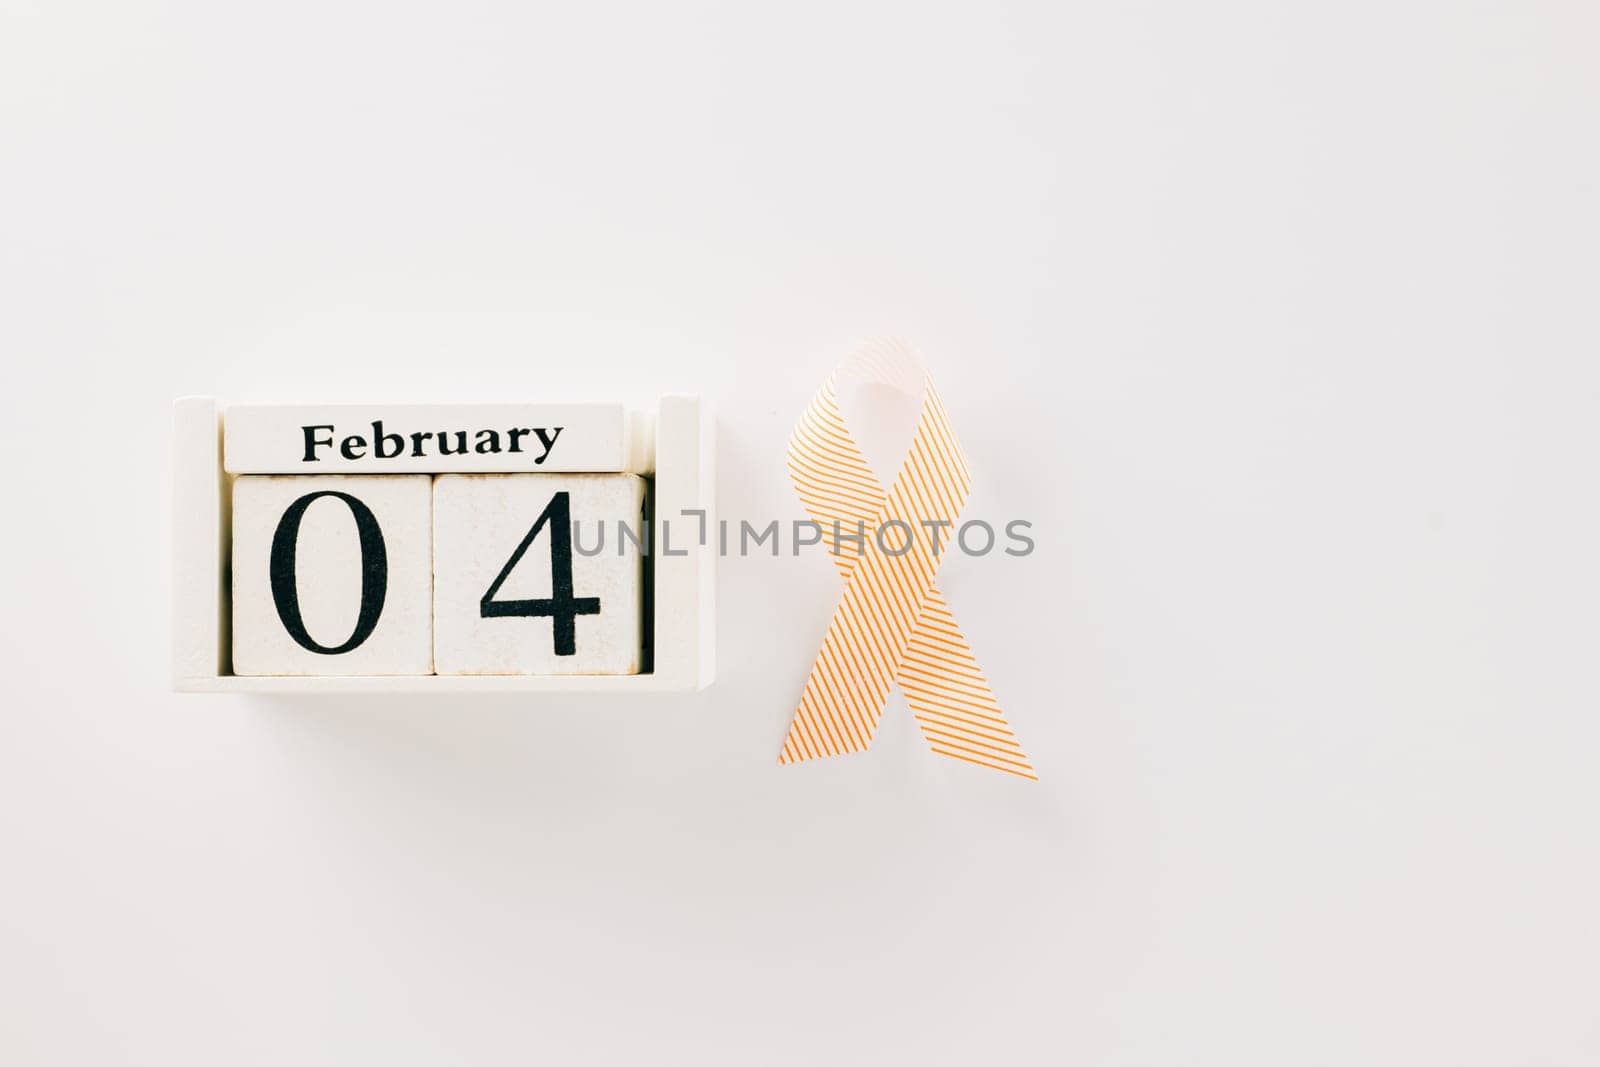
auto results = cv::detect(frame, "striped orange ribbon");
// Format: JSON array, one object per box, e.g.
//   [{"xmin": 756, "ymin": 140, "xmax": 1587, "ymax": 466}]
[{"xmin": 780, "ymin": 339, "xmax": 1036, "ymax": 780}]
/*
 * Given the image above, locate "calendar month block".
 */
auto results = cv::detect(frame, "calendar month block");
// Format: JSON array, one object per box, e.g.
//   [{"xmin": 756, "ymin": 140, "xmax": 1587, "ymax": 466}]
[{"xmin": 224, "ymin": 403, "xmax": 634, "ymax": 474}]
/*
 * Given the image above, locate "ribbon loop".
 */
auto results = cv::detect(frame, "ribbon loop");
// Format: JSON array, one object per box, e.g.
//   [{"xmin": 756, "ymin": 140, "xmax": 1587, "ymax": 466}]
[{"xmin": 780, "ymin": 339, "xmax": 1036, "ymax": 780}]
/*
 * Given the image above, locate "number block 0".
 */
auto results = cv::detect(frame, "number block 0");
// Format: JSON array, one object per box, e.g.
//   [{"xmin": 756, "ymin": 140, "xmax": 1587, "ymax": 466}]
[
  {"xmin": 231, "ymin": 475, "xmax": 434, "ymax": 676},
  {"xmin": 433, "ymin": 474, "xmax": 646, "ymax": 675}
]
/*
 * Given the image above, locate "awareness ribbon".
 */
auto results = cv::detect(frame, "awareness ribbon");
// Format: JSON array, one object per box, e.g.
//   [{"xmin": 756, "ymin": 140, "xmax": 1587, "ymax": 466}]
[{"xmin": 780, "ymin": 339, "xmax": 1036, "ymax": 780}]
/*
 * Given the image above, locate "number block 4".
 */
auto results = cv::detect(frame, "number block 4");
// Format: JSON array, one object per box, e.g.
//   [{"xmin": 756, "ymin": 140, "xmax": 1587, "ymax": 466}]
[
  {"xmin": 231, "ymin": 475, "xmax": 434, "ymax": 675},
  {"xmin": 433, "ymin": 474, "xmax": 646, "ymax": 675}
]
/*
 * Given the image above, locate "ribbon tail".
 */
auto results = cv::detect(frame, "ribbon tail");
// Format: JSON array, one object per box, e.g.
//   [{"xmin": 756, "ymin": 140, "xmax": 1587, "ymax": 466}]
[
  {"xmin": 900, "ymin": 587, "xmax": 1036, "ymax": 780},
  {"xmin": 779, "ymin": 583, "xmax": 897, "ymax": 764}
]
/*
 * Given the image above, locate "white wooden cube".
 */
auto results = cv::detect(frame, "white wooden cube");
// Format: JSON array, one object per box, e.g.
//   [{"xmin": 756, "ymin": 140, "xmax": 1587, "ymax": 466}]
[
  {"xmin": 433, "ymin": 474, "xmax": 646, "ymax": 675},
  {"xmin": 231, "ymin": 475, "xmax": 433, "ymax": 675}
]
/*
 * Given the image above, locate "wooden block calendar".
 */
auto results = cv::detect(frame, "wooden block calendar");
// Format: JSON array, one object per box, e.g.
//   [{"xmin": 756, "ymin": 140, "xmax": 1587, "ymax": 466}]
[{"xmin": 171, "ymin": 397, "xmax": 714, "ymax": 693}]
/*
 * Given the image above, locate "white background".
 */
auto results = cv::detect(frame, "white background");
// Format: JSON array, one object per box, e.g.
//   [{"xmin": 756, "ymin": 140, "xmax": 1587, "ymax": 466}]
[{"xmin": 2, "ymin": 2, "xmax": 1596, "ymax": 1064}]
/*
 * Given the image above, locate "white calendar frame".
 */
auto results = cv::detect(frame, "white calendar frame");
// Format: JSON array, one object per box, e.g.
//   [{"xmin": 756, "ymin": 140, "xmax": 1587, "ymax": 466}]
[{"xmin": 170, "ymin": 396, "xmax": 715, "ymax": 692}]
